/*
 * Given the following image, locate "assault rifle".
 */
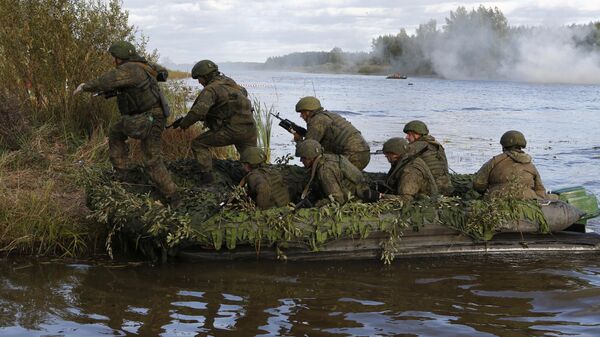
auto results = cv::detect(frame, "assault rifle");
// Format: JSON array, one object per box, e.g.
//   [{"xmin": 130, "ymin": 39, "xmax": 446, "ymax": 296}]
[
  {"xmin": 270, "ymin": 112, "xmax": 307, "ymax": 138},
  {"xmin": 370, "ymin": 150, "xmax": 384, "ymax": 155}
]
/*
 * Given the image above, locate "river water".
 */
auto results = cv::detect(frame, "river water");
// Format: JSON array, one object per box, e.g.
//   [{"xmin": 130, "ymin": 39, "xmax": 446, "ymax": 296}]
[{"xmin": 2, "ymin": 71, "xmax": 600, "ymax": 336}]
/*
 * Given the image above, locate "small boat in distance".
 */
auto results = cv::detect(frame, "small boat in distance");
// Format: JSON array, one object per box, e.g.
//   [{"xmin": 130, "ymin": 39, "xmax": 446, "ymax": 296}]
[{"xmin": 386, "ymin": 72, "xmax": 407, "ymax": 79}]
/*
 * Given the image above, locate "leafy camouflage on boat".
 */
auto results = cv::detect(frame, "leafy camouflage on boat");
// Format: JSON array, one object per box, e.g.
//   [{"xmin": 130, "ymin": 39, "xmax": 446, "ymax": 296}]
[{"xmin": 82, "ymin": 160, "xmax": 549, "ymax": 263}]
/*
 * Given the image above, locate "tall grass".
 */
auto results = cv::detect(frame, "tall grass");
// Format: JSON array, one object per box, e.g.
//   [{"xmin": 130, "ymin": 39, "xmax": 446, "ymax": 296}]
[{"xmin": 252, "ymin": 97, "xmax": 274, "ymax": 162}]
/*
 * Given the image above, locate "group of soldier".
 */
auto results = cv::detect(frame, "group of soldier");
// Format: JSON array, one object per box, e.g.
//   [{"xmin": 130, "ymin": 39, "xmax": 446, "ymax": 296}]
[{"xmin": 73, "ymin": 41, "xmax": 547, "ymax": 209}]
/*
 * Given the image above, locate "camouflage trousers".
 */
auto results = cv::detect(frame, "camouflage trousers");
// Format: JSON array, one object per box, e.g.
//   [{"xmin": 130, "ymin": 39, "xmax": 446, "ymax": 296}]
[
  {"xmin": 108, "ymin": 107, "xmax": 177, "ymax": 197},
  {"xmin": 344, "ymin": 150, "xmax": 371, "ymax": 171},
  {"xmin": 191, "ymin": 122, "xmax": 257, "ymax": 172}
]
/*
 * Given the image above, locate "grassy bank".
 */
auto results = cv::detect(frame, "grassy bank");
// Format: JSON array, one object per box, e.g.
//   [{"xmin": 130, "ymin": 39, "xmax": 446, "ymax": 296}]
[{"xmin": 0, "ymin": 80, "xmax": 272, "ymax": 258}]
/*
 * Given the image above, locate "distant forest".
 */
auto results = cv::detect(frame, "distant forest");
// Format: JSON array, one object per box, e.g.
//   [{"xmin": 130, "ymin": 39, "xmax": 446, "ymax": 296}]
[{"xmin": 263, "ymin": 6, "xmax": 600, "ymax": 81}]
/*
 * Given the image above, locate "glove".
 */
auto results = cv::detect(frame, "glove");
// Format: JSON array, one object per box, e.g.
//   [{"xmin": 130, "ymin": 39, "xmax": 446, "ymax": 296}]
[
  {"xmin": 360, "ymin": 188, "xmax": 381, "ymax": 203},
  {"xmin": 177, "ymin": 116, "xmax": 194, "ymax": 130},
  {"xmin": 73, "ymin": 83, "xmax": 86, "ymax": 96},
  {"xmin": 294, "ymin": 198, "xmax": 313, "ymax": 209}
]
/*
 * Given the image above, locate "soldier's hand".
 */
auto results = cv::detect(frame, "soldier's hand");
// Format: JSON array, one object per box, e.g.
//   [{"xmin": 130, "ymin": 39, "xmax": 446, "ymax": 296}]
[
  {"xmin": 293, "ymin": 132, "xmax": 303, "ymax": 142},
  {"xmin": 168, "ymin": 116, "xmax": 185, "ymax": 129},
  {"xmin": 73, "ymin": 83, "xmax": 86, "ymax": 96},
  {"xmin": 177, "ymin": 116, "xmax": 194, "ymax": 130}
]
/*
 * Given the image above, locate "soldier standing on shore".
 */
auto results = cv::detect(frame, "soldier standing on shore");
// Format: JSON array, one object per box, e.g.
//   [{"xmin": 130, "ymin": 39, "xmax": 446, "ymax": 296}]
[{"xmin": 73, "ymin": 41, "xmax": 179, "ymax": 206}]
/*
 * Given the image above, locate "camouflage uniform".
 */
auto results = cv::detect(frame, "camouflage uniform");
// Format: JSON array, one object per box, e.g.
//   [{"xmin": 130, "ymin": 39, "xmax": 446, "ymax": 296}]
[
  {"xmin": 245, "ymin": 166, "xmax": 291, "ymax": 209},
  {"xmin": 179, "ymin": 74, "xmax": 257, "ymax": 173},
  {"xmin": 309, "ymin": 153, "xmax": 368, "ymax": 206},
  {"xmin": 407, "ymin": 135, "xmax": 453, "ymax": 195},
  {"xmin": 384, "ymin": 157, "xmax": 438, "ymax": 202},
  {"xmin": 83, "ymin": 60, "xmax": 177, "ymax": 198},
  {"xmin": 305, "ymin": 110, "xmax": 370, "ymax": 170},
  {"xmin": 473, "ymin": 150, "xmax": 546, "ymax": 200}
]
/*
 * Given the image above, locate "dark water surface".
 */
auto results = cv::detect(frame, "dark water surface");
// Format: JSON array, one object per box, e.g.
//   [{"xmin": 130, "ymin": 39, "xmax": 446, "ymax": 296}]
[
  {"xmin": 3, "ymin": 72, "xmax": 600, "ymax": 336},
  {"xmin": 2, "ymin": 256, "xmax": 600, "ymax": 336}
]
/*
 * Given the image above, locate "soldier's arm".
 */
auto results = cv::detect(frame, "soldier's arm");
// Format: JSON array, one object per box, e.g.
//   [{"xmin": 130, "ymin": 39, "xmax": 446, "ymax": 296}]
[
  {"xmin": 532, "ymin": 166, "xmax": 547, "ymax": 199},
  {"xmin": 248, "ymin": 173, "xmax": 272, "ymax": 209},
  {"xmin": 396, "ymin": 168, "xmax": 423, "ymax": 201},
  {"xmin": 304, "ymin": 115, "xmax": 329, "ymax": 142},
  {"xmin": 316, "ymin": 165, "xmax": 345, "ymax": 205},
  {"xmin": 83, "ymin": 64, "xmax": 141, "ymax": 93},
  {"xmin": 180, "ymin": 89, "xmax": 217, "ymax": 127},
  {"xmin": 472, "ymin": 158, "xmax": 495, "ymax": 193}
]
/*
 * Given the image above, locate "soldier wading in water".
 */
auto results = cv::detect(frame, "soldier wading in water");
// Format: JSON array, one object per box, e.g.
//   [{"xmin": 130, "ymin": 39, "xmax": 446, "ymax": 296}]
[
  {"xmin": 174, "ymin": 60, "xmax": 257, "ymax": 184},
  {"xmin": 73, "ymin": 41, "xmax": 180, "ymax": 206},
  {"xmin": 293, "ymin": 96, "xmax": 370, "ymax": 170},
  {"xmin": 403, "ymin": 120, "xmax": 453, "ymax": 195},
  {"xmin": 473, "ymin": 130, "xmax": 547, "ymax": 200}
]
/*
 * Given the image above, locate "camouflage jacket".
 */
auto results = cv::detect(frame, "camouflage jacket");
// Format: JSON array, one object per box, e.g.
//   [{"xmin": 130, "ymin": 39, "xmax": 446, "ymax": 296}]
[
  {"xmin": 245, "ymin": 167, "xmax": 290, "ymax": 209},
  {"xmin": 311, "ymin": 153, "xmax": 367, "ymax": 206},
  {"xmin": 473, "ymin": 150, "xmax": 546, "ymax": 200},
  {"xmin": 407, "ymin": 135, "xmax": 453, "ymax": 195},
  {"xmin": 182, "ymin": 74, "xmax": 254, "ymax": 130},
  {"xmin": 305, "ymin": 110, "xmax": 369, "ymax": 157},
  {"xmin": 384, "ymin": 157, "xmax": 438, "ymax": 202},
  {"xmin": 84, "ymin": 60, "xmax": 165, "ymax": 115}
]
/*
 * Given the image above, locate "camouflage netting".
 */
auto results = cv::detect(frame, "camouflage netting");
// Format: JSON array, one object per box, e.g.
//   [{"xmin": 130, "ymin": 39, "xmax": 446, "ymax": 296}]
[{"xmin": 83, "ymin": 160, "xmax": 549, "ymax": 263}]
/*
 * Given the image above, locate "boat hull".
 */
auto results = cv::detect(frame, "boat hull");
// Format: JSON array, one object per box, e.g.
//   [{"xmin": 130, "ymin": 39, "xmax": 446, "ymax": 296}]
[{"xmin": 178, "ymin": 224, "xmax": 600, "ymax": 262}]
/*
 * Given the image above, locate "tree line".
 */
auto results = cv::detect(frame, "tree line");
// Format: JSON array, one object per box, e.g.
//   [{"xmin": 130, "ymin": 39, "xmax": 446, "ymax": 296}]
[{"xmin": 264, "ymin": 6, "xmax": 600, "ymax": 78}]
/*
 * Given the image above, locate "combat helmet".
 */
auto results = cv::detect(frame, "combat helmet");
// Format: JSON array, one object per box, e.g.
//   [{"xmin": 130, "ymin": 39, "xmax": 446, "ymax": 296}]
[
  {"xmin": 240, "ymin": 147, "xmax": 266, "ymax": 166},
  {"xmin": 403, "ymin": 120, "xmax": 429, "ymax": 135},
  {"xmin": 295, "ymin": 139, "xmax": 323, "ymax": 159},
  {"xmin": 108, "ymin": 41, "xmax": 136, "ymax": 60},
  {"xmin": 500, "ymin": 130, "xmax": 527, "ymax": 149},
  {"xmin": 382, "ymin": 137, "xmax": 408, "ymax": 155},
  {"xmin": 191, "ymin": 60, "xmax": 219, "ymax": 79},
  {"xmin": 295, "ymin": 96, "xmax": 322, "ymax": 112}
]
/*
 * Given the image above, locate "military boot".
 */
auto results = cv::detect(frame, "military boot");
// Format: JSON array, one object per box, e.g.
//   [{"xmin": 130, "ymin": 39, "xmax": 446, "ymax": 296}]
[
  {"xmin": 114, "ymin": 168, "xmax": 135, "ymax": 182},
  {"xmin": 168, "ymin": 192, "xmax": 183, "ymax": 209},
  {"xmin": 199, "ymin": 172, "xmax": 214, "ymax": 185}
]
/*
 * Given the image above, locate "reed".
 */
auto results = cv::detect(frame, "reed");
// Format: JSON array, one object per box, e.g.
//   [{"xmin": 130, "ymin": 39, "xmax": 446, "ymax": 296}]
[{"xmin": 252, "ymin": 97, "xmax": 274, "ymax": 162}]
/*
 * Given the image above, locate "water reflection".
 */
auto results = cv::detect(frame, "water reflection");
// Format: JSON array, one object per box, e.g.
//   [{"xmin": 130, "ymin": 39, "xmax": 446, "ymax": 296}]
[{"xmin": 2, "ymin": 256, "xmax": 600, "ymax": 336}]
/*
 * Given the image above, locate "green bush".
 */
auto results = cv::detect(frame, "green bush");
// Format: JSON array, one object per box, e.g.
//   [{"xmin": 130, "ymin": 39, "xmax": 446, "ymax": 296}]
[{"xmin": 0, "ymin": 0, "xmax": 149, "ymax": 140}]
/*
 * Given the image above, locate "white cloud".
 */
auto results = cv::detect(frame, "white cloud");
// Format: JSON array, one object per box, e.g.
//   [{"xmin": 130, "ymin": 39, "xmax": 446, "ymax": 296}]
[{"xmin": 122, "ymin": 0, "xmax": 600, "ymax": 63}]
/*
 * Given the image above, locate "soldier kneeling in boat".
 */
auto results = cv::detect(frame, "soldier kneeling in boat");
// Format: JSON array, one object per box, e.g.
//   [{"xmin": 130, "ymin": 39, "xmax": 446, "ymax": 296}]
[
  {"xmin": 240, "ymin": 147, "xmax": 290, "ymax": 210},
  {"xmin": 295, "ymin": 139, "xmax": 376, "ymax": 207},
  {"xmin": 379, "ymin": 137, "xmax": 438, "ymax": 201},
  {"xmin": 473, "ymin": 130, "xmax": 546, "ymax": 200},
  {"xmin": 403, "ymin": 120, "xmax": 453, "ymax": 195},
  {"xmin": 293, "ymin": 96, "xmax": 370, "ymax": 170}
]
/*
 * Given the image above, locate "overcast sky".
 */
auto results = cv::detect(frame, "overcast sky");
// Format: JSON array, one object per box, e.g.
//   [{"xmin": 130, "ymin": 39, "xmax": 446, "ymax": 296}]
[{"xmin": 122, "ymin": 0, "xmax": 600, "ymax": 64}]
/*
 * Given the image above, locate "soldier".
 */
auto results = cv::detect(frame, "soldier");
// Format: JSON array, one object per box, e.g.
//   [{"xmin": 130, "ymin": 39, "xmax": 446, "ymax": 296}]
[
  {"xmin": 295, "ymin": 139, "xmax": 370, "ymax": 207},
  {"xmin": 175, "ymin": 60, "xmax": 257, "ymax": 184},
  {"xmin": 73, "ymin": 41, "xmax": 179, "ymax": 206},
  {"xmin": 473, "ymin": 130, "xmax": 546, "ymax": 200},
  {"xmin": 293, "ymin": 96, "xmax": 370, "ymax": 170},
  {"xmin": 240, "ymin": 147, "xmax": 290, "ymax": 210},
  {"xmin": 403, "ymin": 120, "xmax": 453, "ymax": 195},
  {"xmin": 379, "ymin": 137, "xmax": 438, "ymax": 201}
]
